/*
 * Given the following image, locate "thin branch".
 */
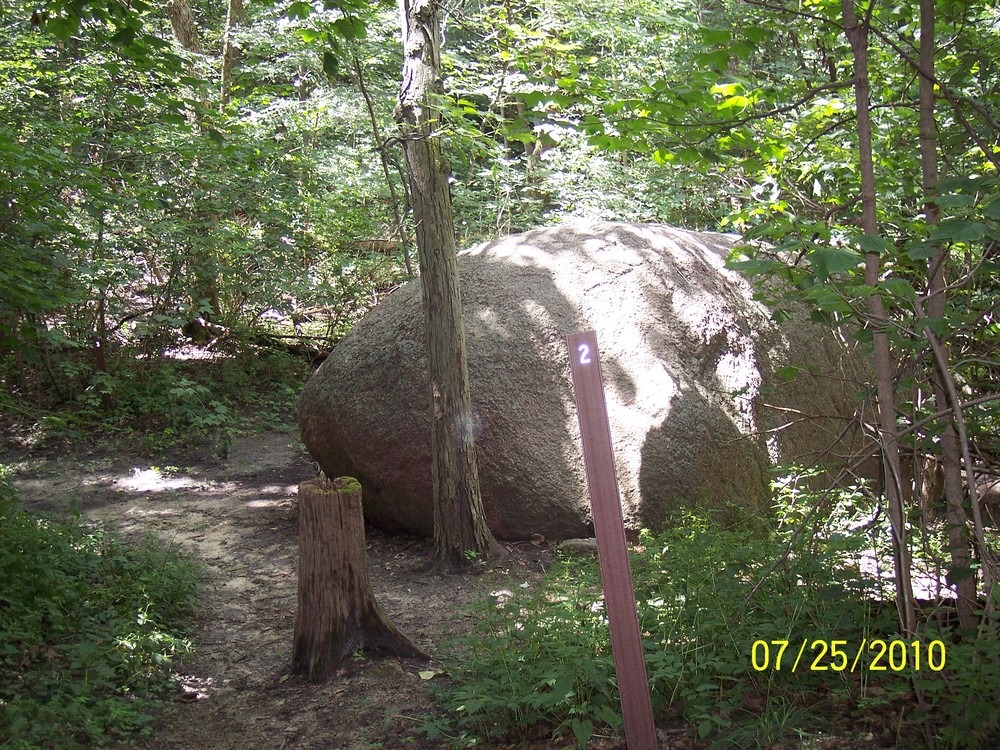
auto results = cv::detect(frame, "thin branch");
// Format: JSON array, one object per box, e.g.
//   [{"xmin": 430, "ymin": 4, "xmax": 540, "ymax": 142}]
[
  {"xmin": 353, "ymin": 53, "xmax": 414, "ymax": 278},
  {"xmin": 788, "ymin": 113, "xmax": 857, "ymax": 163},
  {"xmin": 869, "ymin": 22, "xmax": 1000, "ymax": 135}
]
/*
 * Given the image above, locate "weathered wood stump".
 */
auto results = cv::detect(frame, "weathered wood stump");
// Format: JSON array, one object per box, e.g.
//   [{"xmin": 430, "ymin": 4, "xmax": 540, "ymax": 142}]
[{"xmin": 291, "ymin": 477, "xmax": 427, "ymax": 681}]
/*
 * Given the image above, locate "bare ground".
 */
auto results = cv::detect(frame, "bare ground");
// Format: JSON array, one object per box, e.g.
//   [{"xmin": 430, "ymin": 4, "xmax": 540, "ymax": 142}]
[{"xmin": 10, "ymin": 427, "xmax": 555, "ymax": 750}]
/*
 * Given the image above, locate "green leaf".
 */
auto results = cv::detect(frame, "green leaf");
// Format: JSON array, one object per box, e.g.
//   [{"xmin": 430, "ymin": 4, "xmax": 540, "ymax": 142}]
[
  {"xmin": 322, "ymin": 50, "xmax": 339, "ymax": 80},
  {"xmin": 938, "ymin": 176, "xmax": 981, "ymax": 193},
  {"xmin": 285, "ymin": 1, "xmax": 312, "ymax": 20},
  {"xmin": 918, "ymin": 315, "xmax": 950, "ymax": 337},
  {"xmin": 593, "ymin": 702, "xmax": 621, "ymax": 728},
  {"xmin": 552, "ymin": 673, "xmax": 575, "ymax": 701},
  {"xmin": 727, "ymin": 257, "xmax": 786, "ymax": 277},
  {"xmin": 808, "ymin": 246, "xmax": 863, "ymax": 276},
  {"xmin": 695, "ymin": 50, "xmax": 731, "ymax": 71},
  {"xmin": 571, "ymin": 718, "xmax": 594, "ymax": 745},
  {"xmin": 933, "ymin": 193, "xmax": 974, "ymax": 210},
  {"xmin": 803, "ymin": 284, "xmax": 853, "ymax": 313},
  {"xmin": 712, "ymin": 82, "xmax": 743, "ymax": 97},
  {"xmin": 879, "ymin": 278, "xmax": 916, "ymax": 302},
  {"xmin": 652, "ymin": 149, "xmax": 674, "ymax": 164},
  {"xmin": 296, "ymin": 28, "xmax": 324, "ymax": 42},
  {"xmin": 930, "ymin": 219, "xmax": 987, "ymax": 244},
  {"xmin": 700, "ymin": 28, "xmax": 731, "ymax": 46},
  {"xmin": 743, "ymin": 25, "xmax": 771, "ymax": 43},
  {"xmin": 161, "ymin": 112, "xmax": 188, "ymax": 125},
  {"xmin": 947, "ymin": 565, "xmax": 977, "ymax": 585},
  {"xmin": 698, "ymin": 719, "xmax": 715, "ymax": 739},
  {"xmin": 774, "ymin": 365, "xmax": 802, "ymax": 382},
  {"xmin": 110, "ymin": 25, "xmax": 138, "ymax": 47},
  {"xmin": 982, "ymin": 199, "xmax": 1000, "ymax": 220},
  {"xmin": 333, "ymin": 15, "xmax": 366, "ymax": 40},
  {"xmin": 905, "ymin": 241, "xmax": 937, "ymax": 260},
  {"xmin": 45, "ymin": 15, "xmax": 79, "ymax": 39},
  {"xmin": 852, "ymin": 234, "xmax": 894, "ymax": 256}
]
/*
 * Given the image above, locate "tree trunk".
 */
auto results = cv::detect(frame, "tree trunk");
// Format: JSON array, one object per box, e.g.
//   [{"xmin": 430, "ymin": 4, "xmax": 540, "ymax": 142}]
[
  {"xmin": 163, "ymin": 0, "xmax": 221, "ymax": 337},
  {"xmin": 916, "ymin": 0, "xmax": 978, "ymax": 631},
  {"xmin": 841, "ymin": 0, "xmax": 917, "ymax": 636},
  {"xmin": 394, "ymin": 0, "xmax": 502, "ymax": 567},
  {"xmin": 291, "ymin": 477, "xmax": 427, "ymax": 681},
  {"xmin": 220, "ymin": 0, "xmax": 245, "ymax": 107},
  {"xmin": 165, "ymin": 0, "xmax": 201, "ymax": 53}
]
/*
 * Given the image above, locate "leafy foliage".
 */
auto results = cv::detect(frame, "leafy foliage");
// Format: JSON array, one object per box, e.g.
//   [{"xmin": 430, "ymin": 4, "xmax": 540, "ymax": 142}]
[
  {"xmin": 0, "ymin": 480, "xmax": 200, "ymax": 749},
  {"xmin": 2, "ymin": 348, "xmax": 309, "ymax": 454},
  {"xmin": 428, "ymin": 488, "xmax": 999, "ymax": 748},
  {"xmin": 1, "ymin": 0, "xmax": 409, "ymax": 427}
]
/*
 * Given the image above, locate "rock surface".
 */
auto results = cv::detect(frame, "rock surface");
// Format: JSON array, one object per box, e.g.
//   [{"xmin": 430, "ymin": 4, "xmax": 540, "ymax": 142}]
[{"xmin": 298, "ymin": 222, "xmax": 868, "ymax": 540}]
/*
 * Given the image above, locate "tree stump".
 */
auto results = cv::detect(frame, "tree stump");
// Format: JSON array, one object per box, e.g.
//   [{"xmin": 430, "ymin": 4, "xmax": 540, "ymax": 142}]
[{"xmin": 291, "ymin": 477, "xmax": 427, "ymax": 681}]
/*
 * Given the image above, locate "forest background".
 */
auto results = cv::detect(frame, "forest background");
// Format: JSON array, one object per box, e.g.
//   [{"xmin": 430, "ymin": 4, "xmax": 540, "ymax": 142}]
[{"xmin": 2, "ymin": 0, "xmax": 999, "ymax": 747}]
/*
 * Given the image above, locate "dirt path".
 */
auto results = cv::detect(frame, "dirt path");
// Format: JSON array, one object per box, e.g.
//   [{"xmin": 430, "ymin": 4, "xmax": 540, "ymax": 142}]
[{"xmin": 12, "ymin": 428, "xmax": 552, "ymax": 750}]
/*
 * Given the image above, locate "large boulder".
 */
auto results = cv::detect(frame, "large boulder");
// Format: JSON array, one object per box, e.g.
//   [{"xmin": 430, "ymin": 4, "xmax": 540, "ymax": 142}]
[{"xmin": 298, "ymin": 222, "xmax": 867, "ymax": 540}]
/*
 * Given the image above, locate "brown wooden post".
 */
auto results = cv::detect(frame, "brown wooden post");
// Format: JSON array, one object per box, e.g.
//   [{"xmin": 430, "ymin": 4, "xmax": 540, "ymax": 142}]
[
  {"xmin": 568, "ymin": 331, "xmax": 658, "ymax": 750},
  {"xmin": 291, "ymin": 477, "xmax": 427, "ymax": 681}
]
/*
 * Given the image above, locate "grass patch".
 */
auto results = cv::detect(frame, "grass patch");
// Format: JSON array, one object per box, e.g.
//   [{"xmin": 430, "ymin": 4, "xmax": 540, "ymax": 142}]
[{"xmin": 0, "ymin": 479, "xmax": 200, "ymax": 749}]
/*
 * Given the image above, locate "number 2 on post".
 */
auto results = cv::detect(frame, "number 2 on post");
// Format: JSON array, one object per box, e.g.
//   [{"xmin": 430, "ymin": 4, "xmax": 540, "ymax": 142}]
[{"xmin": 578, "ymin": 344, "xmax": 591, "ymax": 365}]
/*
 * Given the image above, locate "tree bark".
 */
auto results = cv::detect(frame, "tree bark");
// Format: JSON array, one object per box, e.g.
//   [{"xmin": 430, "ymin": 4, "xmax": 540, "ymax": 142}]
[
  {"xmin": 394, "ymin": 0, "xmax": 502, "ymax": 567},
  {"xmin": 220, "ymin": 0, "xmax": 245, "ymax": 107},
  {"xmin": 291, "ymin": 477, "xmax": 427, "ymax": 681},
  {"xmin": 916, "ymin": 0, "xmax": 978, "ymax": 631},
  {"xmin": 165, "ymin": 0, "xmax": 201, "ymax": 53},
  {"xmin": 841, "ymin": 0, "xmax": 917, "ymax": 636}
]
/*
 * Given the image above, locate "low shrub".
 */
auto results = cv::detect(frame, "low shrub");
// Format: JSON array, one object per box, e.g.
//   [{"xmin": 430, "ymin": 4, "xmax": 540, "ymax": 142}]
[
  {"xmin": 0, "ymin": 480, "xmax": 200, "ymax": 749},
  {"xmin": 426, "ymin": 493, "xmax": 998, "ymax": 748},
  {"xmin": 5, "ymin": 348, "xmax": 308, "ymax": 453}
]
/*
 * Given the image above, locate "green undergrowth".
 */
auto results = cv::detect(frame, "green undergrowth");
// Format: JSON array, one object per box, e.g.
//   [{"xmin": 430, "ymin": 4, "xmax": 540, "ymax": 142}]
[
  {"xmin": 424, "ymin": 487, "xmax": 1000, "ymax": 749},
  {"xmin": 2, "ymin": 348, "xmax": 309, "ymax": 454},
  {"xmin": 0, "ymin": 479, "xmax": 201, "ymax": 749}
]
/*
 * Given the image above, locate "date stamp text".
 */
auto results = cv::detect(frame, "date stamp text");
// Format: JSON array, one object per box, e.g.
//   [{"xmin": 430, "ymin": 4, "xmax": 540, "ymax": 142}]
[{"xmin": 750, "ymin": 639, "xmax": 947, "ymax": 672}]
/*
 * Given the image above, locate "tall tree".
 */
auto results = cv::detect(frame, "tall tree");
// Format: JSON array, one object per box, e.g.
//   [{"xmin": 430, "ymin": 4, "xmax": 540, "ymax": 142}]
[
  {"xmin": 394, "ymin": 0, "xmax": 501, "ymax": 566},
  {"xmin": 913, "ymin": 0, "xmax": 978, "ymax": 631},
  {"xmin": 163, "ymin": 0, "xmax": 223, "ymax": 338},
  {"xmin": 220, "ymin": 0, "xmax": 245, "ymax": 107},
  {"xmin": 841, "ymin": 0, "xmax": 916, "ymax": 636},
  {"xmin": 165, "ymin": 0, "xmax": 201, "ymax": 53}
]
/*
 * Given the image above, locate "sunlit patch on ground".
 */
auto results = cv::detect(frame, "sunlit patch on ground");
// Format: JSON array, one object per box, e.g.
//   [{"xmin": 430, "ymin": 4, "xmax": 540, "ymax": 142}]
[
  {"xmin": 116, "ymin": 467, "xmax": 199, "ymax": 492},
  {"xmin": 112, "ymin": 467, "xmax": 240, "ymax": 497},
  {"xmin": 174, "ymin": 674, "xmax": 217, "ymax": 702},
  {"xmin": 246, "ymin": 491, "xmax": 298, "ymax": 509},
  {"xmin": 157, "ymin": 345, "xmax": 232, "ymax": 361}
]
